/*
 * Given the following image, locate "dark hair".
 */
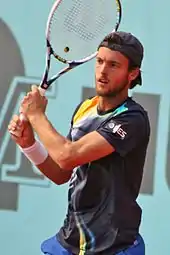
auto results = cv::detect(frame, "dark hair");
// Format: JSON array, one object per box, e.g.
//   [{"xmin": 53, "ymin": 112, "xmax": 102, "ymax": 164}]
[{"xmin": 98, "ymin": 33, "xmax": 141, "ymax": 89}]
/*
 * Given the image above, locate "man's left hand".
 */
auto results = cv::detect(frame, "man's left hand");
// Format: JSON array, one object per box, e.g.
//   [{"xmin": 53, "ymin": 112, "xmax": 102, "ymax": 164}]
[{"xmin": 20, "ymin": 85, "xmax": 48, "ymax": 121}]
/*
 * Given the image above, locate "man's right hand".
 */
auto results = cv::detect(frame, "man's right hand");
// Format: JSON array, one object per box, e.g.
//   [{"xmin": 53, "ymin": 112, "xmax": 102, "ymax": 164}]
[
  {"xmin": 8, "ymin": 115, "xmax": 72, "ymax": 185},
  {"xmin": 8, "ymin": 115, "xmax": 35, "ymax": 148}
]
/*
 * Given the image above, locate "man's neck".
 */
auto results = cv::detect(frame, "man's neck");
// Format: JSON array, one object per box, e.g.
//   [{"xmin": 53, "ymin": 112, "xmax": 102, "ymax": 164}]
[{"xmin": 98, "ymin": 92, "xmax": 129, "ymax": 112}]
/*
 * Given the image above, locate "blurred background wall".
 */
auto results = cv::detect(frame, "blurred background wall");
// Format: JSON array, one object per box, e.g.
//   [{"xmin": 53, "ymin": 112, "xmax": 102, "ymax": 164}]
[{"xmin": 0, "ymin": 0, "xmax": 169, "ymax": 254}]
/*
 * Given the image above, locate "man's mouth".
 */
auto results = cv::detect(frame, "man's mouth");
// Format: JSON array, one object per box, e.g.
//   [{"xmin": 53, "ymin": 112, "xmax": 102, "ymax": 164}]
[{"xmin": 98, "ymin": 78, "xmax": 109, "ymax": 84}]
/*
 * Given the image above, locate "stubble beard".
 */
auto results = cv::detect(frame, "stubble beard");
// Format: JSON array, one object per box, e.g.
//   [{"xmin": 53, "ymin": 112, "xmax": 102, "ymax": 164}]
[{"xmin": 96, "ymin": 77, "xmax": 129, "ymax": 98}]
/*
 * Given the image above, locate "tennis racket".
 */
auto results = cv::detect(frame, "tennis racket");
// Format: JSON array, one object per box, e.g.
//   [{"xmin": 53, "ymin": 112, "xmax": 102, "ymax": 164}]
[
  {"xmin": 17, "ymin": 0, "xmax": 122, "ymax": 123},
  {"xmin": 39, "ymin": 0, "xmax": 122, "ymax": 94}
]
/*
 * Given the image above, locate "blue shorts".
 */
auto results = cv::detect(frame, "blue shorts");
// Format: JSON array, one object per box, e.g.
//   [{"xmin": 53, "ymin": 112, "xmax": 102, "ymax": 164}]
[
  {"xmin": 41, "ymin": 236, "xmax": 72, "ymax": 255},
  {"xmin": 41, "ymin": 234, "xmax": 145, "ymax": 255}
]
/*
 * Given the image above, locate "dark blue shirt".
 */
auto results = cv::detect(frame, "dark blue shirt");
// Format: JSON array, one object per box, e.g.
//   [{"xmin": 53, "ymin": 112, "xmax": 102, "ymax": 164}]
[{"xmin": 57, "ymin": 96, "xmax": 150, "ymax": 255}]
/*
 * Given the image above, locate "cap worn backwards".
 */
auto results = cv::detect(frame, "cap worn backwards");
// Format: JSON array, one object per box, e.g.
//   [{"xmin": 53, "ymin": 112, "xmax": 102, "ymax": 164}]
[{"xmin": 98, "ymin": 31, "xmax": 144, "ymax": 86}]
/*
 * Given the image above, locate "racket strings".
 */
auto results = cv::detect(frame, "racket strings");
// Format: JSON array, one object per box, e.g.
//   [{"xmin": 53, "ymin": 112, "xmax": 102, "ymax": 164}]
[
  {"xmin": 48, "ymin": 0, "xmax": 120, "ymax": 61},
  {"xmin": 63, "ymin": 2, "xmax": 106, "ymax": 41}
]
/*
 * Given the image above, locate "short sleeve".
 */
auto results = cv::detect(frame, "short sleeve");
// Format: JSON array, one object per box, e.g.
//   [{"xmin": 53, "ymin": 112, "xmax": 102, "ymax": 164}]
[
  {"xmin": 96, "ymin": 111, "xmax": 149, "ymax": 157},
  {"xmin": 66, "ymin": 100, "xmax": 84, "ymax": 141}
]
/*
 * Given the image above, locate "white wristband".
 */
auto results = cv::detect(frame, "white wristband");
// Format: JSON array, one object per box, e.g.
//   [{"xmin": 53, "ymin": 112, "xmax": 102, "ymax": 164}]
[{"xmin": 20, "ymin": 140, "xmax": 48, "ymax": 165}]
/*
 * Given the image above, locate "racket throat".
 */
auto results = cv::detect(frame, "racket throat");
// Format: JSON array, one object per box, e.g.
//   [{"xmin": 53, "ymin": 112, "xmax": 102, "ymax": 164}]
[{"xmin": 53, "ymin": 53, "xmax": 67, "ymax": 64}]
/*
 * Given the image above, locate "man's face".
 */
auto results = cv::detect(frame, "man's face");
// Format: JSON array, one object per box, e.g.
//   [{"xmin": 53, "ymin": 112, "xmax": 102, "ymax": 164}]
[{"xmin": 95, "ymin": 47, "xmax": 132, "ymax": 97}]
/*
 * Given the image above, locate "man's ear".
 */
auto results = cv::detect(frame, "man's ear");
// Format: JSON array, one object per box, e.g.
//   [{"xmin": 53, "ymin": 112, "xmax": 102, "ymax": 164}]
[{"xmin": 129, "ymin": 68, "xmax": 140, "ymax": 82}]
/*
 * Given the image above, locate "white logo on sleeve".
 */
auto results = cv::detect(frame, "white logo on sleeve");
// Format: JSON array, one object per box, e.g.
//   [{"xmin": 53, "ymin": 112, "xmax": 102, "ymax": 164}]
[{"xmin": 108, "ymin": 121, "xmax": 127, "ymax": 139}]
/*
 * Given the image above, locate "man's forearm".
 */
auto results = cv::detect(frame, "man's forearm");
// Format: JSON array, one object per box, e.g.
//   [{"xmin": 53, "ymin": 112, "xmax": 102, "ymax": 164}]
[
  {"xmin": 37, "ymin": 155, "xmax": 72, "ymax": 185},
  {"xmin": 29, "ymin": 113, "xmax": 71, "ymax": 169}
]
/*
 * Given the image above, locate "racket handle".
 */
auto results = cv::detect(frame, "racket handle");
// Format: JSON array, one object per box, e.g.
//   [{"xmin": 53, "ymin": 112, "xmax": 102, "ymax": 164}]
[
  {"xmin": 19, "ymin": 87, "xmax": 46, "ymax": 121},
  {"xmin": 39, "ymin": 87, "xmax": 46, "ymax": 96},
  {"xmin": 9, "ymin": 87, "xmax": 47, "ymax": 136},
  {"xmin": 20, "ymin": 112, "xmax": 27, "ymax": 121}
]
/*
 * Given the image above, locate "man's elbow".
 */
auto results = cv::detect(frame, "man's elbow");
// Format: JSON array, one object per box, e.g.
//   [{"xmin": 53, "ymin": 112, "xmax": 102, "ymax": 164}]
[{"xmin": 52, "ymin": 178, "xmax": 69, "ymax": 185}]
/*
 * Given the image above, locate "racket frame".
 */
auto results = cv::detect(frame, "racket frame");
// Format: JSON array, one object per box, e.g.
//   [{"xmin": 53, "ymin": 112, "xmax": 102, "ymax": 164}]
[{"xmin": 40, "ymin": 0, "xmax": 122, "ymax": 91}]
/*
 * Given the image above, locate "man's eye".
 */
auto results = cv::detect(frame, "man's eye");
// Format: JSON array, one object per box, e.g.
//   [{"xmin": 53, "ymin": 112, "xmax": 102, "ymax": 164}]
[{"xmin": 97, "ymin": 59, "xmax": 103, "ymax": 64}]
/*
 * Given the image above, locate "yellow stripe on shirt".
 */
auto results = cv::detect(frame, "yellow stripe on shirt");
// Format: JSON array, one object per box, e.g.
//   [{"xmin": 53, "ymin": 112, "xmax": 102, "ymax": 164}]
[{"xmin": 73, "ymin": 96, "xmax": 99, "ymax": 124}]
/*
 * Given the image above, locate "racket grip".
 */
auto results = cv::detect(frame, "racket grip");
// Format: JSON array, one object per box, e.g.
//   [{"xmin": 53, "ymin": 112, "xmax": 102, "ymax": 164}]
[
  {"xmin": 39, "ymin": 87, "xmax": 46, "ymax": 96},
  {"xmin": 20, "ymin": 112, "xmax": 27, "ymax": 121},
  {"xmin": 19, "ymin": 87, "xmax": 46, "ymax": 122}
]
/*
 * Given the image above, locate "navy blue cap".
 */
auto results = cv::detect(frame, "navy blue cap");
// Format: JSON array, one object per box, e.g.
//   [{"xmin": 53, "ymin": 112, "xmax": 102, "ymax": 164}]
[{"xmin": 98, "ymin": 31, "xmax": 144, "ymax": 86}]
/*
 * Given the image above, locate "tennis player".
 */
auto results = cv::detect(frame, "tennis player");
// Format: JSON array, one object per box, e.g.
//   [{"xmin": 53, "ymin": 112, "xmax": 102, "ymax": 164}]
[{"xmin": 8, "ymin": 31, "xmax": 150, "ymax": 255}]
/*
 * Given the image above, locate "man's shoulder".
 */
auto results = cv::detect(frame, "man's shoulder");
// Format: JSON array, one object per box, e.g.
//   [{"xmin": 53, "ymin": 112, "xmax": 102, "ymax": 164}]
[
  {"xmin": 72, "ymin": 96, "xmax": 98, "ymax": 123},
  {"xmin": 125, "ymin": 97, "xmax": 149, "ymax": 120}
]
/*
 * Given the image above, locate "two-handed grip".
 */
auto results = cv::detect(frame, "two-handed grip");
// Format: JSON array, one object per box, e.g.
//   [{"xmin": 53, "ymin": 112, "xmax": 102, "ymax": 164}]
[
  {"xmin": 9, "ymin": 87, "xmax": 46, "ymax": 135},
  {"xmin": 19, "ymin": 87, "xmax": 46, "ymax": 121}
]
